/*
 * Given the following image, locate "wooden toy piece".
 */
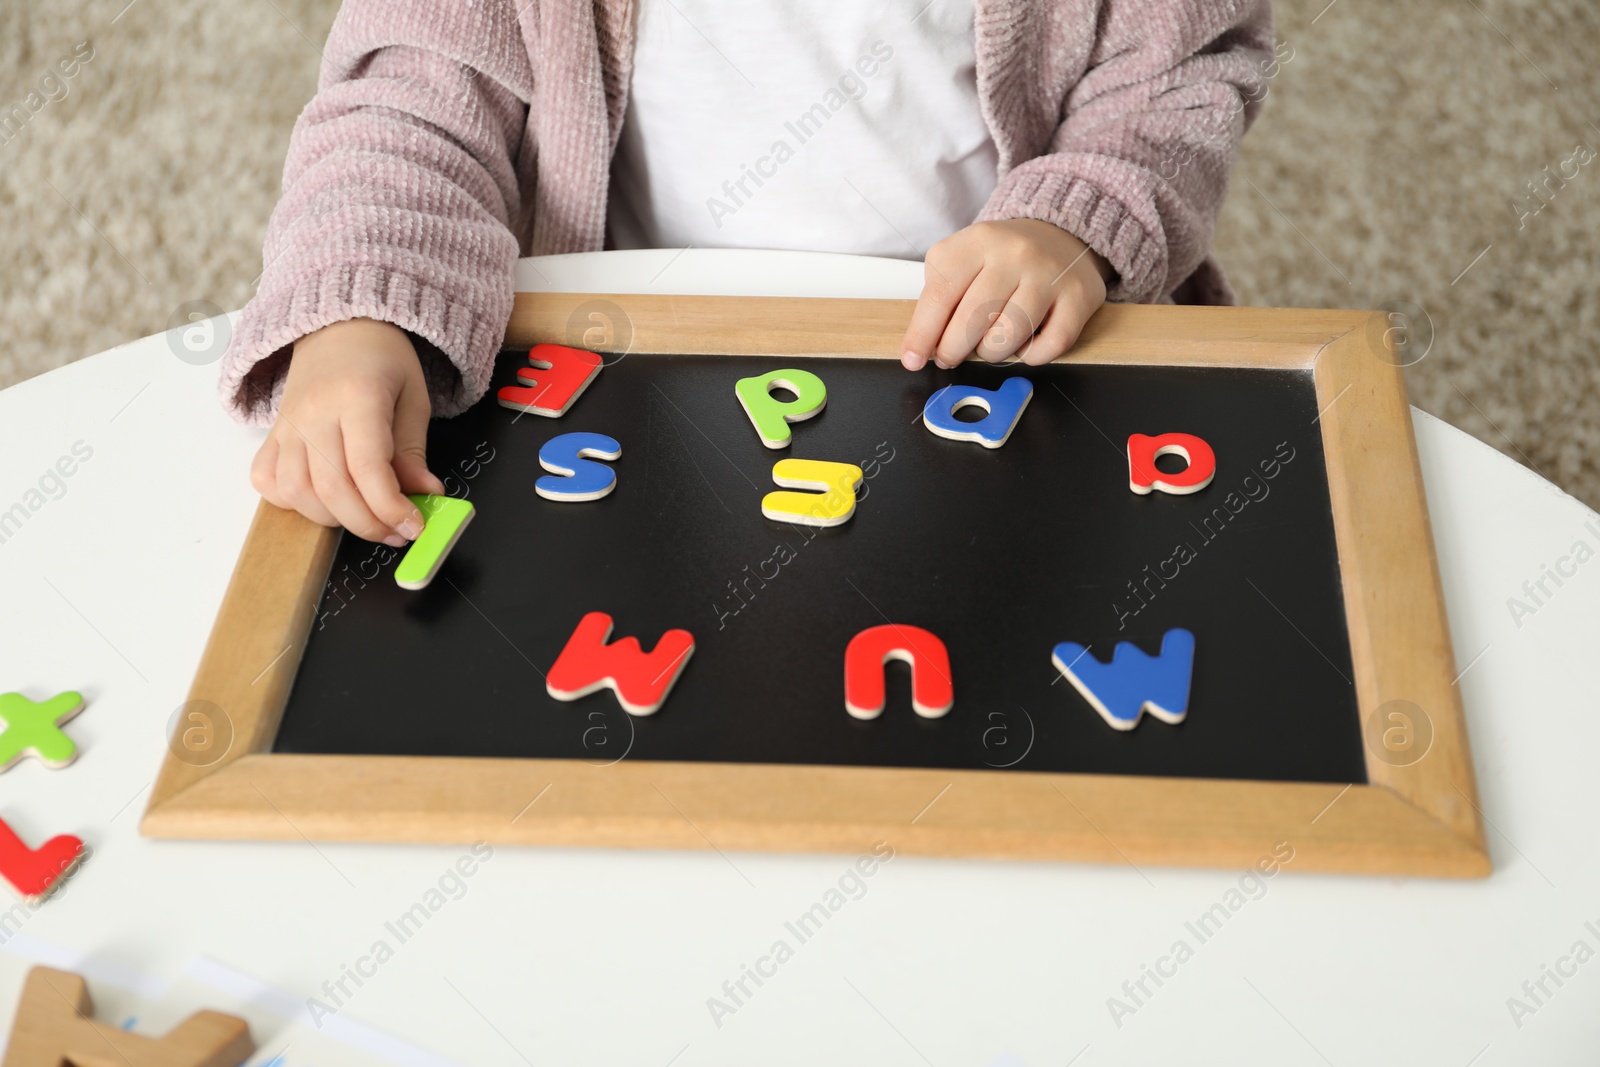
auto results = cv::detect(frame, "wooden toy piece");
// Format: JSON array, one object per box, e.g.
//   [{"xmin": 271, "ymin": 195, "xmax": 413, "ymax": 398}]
[
  {"xmin": 1, "ymin": 965, "xmax": 253, "ymax": 1067},
  {"xmin": 546, "ymin": 611, "xmax": 696, "ymax": 716},
  {"xmin": 393, "ymin": 494, "xmax": 475, "ymax": 590},
  {"xmin": 535, "ymin": 432, "xmax": 622, "ymax": 502},
  {"xmin": 0, "ymin": 815, "xmax": 84, "ymax": 903},
  {"xmin": 843, "ymin": 624, "xmax": 953, "ymax": 720},
  {"xmin": 1127, "ymin": 432, "xmax": 1216, "ymax": 495},
  {"xmin": 734, "ymin": 368, "xmax": 828, "ymax": 448},
  {"xmin": 761, "ymin": 459, "xmax": 865, "ymax": 527},
  {"xmin": 0, "ymin": 691, "xmax": 85, "ymax": 772},
  {"xmin": 1051, "ymin": 628, "xmax": 1196, "ymax": 731},
  {"xmin": 497, "ymin": 343, "xmax": 604, "ymax": 417},
  {"xmin": 921, "ymin": 377, "xmax": 1034, "ymax": 448}
]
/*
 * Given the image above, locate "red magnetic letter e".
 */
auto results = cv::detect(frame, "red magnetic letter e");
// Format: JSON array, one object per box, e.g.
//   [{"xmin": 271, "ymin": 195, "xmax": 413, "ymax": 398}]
[
  {"xmin": 546, "ymin": 612, "xmax": 695, "ymax": 716},
  {"xmin": 497, "ymin": 343, "xmax": 603, "ymax": 418}
]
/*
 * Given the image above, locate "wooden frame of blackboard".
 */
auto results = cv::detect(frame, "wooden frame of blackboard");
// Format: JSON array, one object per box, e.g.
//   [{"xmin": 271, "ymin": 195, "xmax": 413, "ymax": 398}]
[{"xmin": 141, "ymin": 295, "xmax": 1490, "ymax": 878}]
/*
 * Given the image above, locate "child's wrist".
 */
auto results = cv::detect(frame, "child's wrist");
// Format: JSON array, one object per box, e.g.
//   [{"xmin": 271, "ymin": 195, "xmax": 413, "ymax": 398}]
[
  {"xmin": 290, "ymin": 318, "xmax": 416, "ymax": 369},
  {"xmin": 296, "ymin": 317, "xmax": 410, "ymax": 350}
]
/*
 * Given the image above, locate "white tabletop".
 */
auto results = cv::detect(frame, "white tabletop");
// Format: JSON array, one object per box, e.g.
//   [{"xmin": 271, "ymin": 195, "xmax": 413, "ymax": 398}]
[{"xmin": 1, "ymin": 250, "xmax": 1597, "ymax": 1065}]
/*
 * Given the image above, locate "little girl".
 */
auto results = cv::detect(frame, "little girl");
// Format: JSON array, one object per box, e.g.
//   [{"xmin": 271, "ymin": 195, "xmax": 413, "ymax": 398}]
[{"xmin": 223, "ymin": 0, "xmax": 1273, "ymax": 546}]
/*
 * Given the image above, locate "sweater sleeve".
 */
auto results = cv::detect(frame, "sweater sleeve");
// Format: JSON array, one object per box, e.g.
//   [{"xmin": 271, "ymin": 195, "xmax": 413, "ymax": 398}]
[
  {"xmin": 976, "ymin": 0, "xmax": 1275, "ymax": 305},
  {"xmin": 219, "ymin": 1, "xmax": 535, "ymax": 426}
]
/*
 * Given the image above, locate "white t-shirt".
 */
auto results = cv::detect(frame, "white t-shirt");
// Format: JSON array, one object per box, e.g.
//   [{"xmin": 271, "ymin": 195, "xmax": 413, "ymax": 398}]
[{"xmin": 606, "ymin": 0, "xmax": 999, "ymax": 259}]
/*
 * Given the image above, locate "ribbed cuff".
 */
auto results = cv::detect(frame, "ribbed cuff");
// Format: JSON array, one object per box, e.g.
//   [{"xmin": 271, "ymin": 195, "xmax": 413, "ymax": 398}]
[
  {"xmin": 977, "ymin": 164, "xmax": 1166, "ymax": 305},
  {"xmin": 218, "ymin": 262, "xmax": 510, "ymax": 427}
]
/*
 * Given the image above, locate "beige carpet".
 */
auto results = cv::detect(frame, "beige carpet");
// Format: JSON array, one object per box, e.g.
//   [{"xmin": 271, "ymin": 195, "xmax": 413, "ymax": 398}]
[{"xmin": 3, "ymin": 1, "xmax": 1597, "ymax": 508}]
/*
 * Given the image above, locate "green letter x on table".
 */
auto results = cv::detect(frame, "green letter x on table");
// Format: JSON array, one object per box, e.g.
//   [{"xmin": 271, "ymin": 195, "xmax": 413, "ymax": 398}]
[{"xmin": 0, "ymin": 692, "xmax": 85, "ymax": 771}]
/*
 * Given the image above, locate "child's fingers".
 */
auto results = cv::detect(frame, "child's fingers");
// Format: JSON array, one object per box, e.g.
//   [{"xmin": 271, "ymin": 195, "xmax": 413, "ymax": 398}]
[
  {"xmin": 390, "ymin": 376, "xmax": 445, "ymax": 497},
  {"xmin": 249, "ymin": 436, "xmax": 281, "ymax": 503},
  {"xmin": 1019, "ymin": 297, "xmax": 1093, "ymax": 366},
  {"xmin": 935, "ymin": 272, "xmax": 1017, "ymax": 368},
  {"xmin": 302, "ymin": 423, "xmax": 404, "ymax": 545},
  {"xmin": 274, "ymin": 434, "xmax": 339, "ymax": 527},
  {"xmin": 902, "ymin": 250, "xmax": 982, "ymax": 369},
  {"xmin": 975, "ymin": 287, "xmax": 1052, "ymax": 363},
  {"xmin": 344, "ymin": 408, "xmax": 426, "ymax": 542}
]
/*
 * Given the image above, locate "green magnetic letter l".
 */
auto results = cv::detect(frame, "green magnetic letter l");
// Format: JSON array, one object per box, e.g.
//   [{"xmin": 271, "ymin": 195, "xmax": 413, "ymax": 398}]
[{"xmin": 394, "ymin": 494, "xmax": 475, "ymax": 590}]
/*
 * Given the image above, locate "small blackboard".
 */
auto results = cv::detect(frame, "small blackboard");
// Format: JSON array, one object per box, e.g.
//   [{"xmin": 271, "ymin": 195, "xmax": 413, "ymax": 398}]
[
  {"xmin": 278, "ymin": 353, "xmax": 1365, "ymax": 785},
  {"xmin": 144, "ymin": 296, "xmax": 1487, "ymax": 877}
]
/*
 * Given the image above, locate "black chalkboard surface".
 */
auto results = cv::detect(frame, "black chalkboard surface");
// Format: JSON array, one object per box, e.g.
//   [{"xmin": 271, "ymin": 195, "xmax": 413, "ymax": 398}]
[{"xmin": 275, "ymin": 351, "xmax": 1366, "ymax": 785}]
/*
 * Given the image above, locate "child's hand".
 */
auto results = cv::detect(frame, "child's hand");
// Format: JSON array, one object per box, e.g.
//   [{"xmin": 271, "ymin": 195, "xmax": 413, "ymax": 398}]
[
  {"xmin": 901, "ymin": 219, "xmax": 1112, "ymax": 371},
  {"xmin": 250, "ymin": 318, "xmax": 446, "ymax": 545}
]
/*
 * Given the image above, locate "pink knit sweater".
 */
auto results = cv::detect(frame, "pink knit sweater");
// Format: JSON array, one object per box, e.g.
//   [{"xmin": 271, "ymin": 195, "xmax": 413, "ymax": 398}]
[{"xmin": 222, "ymin": 0, "xmax": 1274, "ymax": 425}]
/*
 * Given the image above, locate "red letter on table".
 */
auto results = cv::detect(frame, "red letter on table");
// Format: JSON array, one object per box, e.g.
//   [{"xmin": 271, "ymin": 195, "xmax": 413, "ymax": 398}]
[
  {"xmin": 0, "ymin": 815, "xmax": 83, "ymax": 902},
  {"xmin": 546, "ymin": 612, "xmax": 695, "ymax": 716},
  {"xmin": 1127, "ymin": 432, "xmax": 1216, "ymax": 495},
  {"xmin": 497, "ymin": 343, "xmax": 604, "ymax": 417},
  {"xmin": 844, "ymin": 624, "xmax": 954, "ymax": 720}
]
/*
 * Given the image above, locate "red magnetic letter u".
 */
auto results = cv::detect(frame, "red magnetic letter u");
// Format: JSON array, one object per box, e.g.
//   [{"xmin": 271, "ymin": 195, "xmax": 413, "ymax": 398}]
[
  {"xmin": 843, "ymin": 624, "xmax": 953, "ymax": 720},
  {"xmin": 546, "ymin": 612, "xmax": 695, "ymax": 716}
]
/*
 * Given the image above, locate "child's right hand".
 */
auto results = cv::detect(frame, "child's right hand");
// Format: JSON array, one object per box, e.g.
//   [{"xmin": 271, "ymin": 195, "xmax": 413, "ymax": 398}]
[{"xmin": 250, "ymin": 318, "xmax": 446, "ymax": 546}]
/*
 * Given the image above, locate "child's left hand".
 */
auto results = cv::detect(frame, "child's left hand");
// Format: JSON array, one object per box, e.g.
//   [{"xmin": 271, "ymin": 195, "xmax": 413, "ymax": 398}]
[{"xmin": 901, "ymin": 219, "xmax": 1112, "ymax": 371}]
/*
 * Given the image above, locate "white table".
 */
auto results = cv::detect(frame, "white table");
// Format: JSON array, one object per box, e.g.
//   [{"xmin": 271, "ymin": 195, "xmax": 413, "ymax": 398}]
[{"xmin": 2, "ymin": 250, "xmax": 1597, "ymax": 1065}]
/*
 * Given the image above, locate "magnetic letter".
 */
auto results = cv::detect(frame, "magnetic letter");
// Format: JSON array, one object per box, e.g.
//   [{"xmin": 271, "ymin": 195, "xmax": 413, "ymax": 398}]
[
  {"xmin": 735, "ymin": 368, "xmax": 828, "ymax": 448},
  {"xmin": 1128, "ymin": 433, "xmax": 1216, "ymax": 495},
  {"xmin": 546, "ymin": 611, "xmax": 695, "ymax": 716},
  {"xmin": 394, "ymin": 494, "xmax": 475, "ymax": 590},
  {"xmin": 1051, "ymin": 629, "xmax": 1196, "ymax": 730},
  {"xmin": 761, "ymin": 459, "xmax": 864, "ymax": 527},
  {"xmin": 0, "ymin": 691, "xmax": 85, "ymax": 772},
  {"xmin": 497, "ymin": 343, "xmax": 604, "ymax": 417},
  {"xmin": 536, "ymin": 432, "xmax": 621, "ymax": 502},
  {"xmin": 0, "ymin": 815, "xmax": 83, "ymax": 901},
  {"xmin": 844, "ymin": 625, "xmax": 953, "ymax": 719},
  {"xmin": 921, "ymin": 378, "xmax": 1034, "ymax": 448}
]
